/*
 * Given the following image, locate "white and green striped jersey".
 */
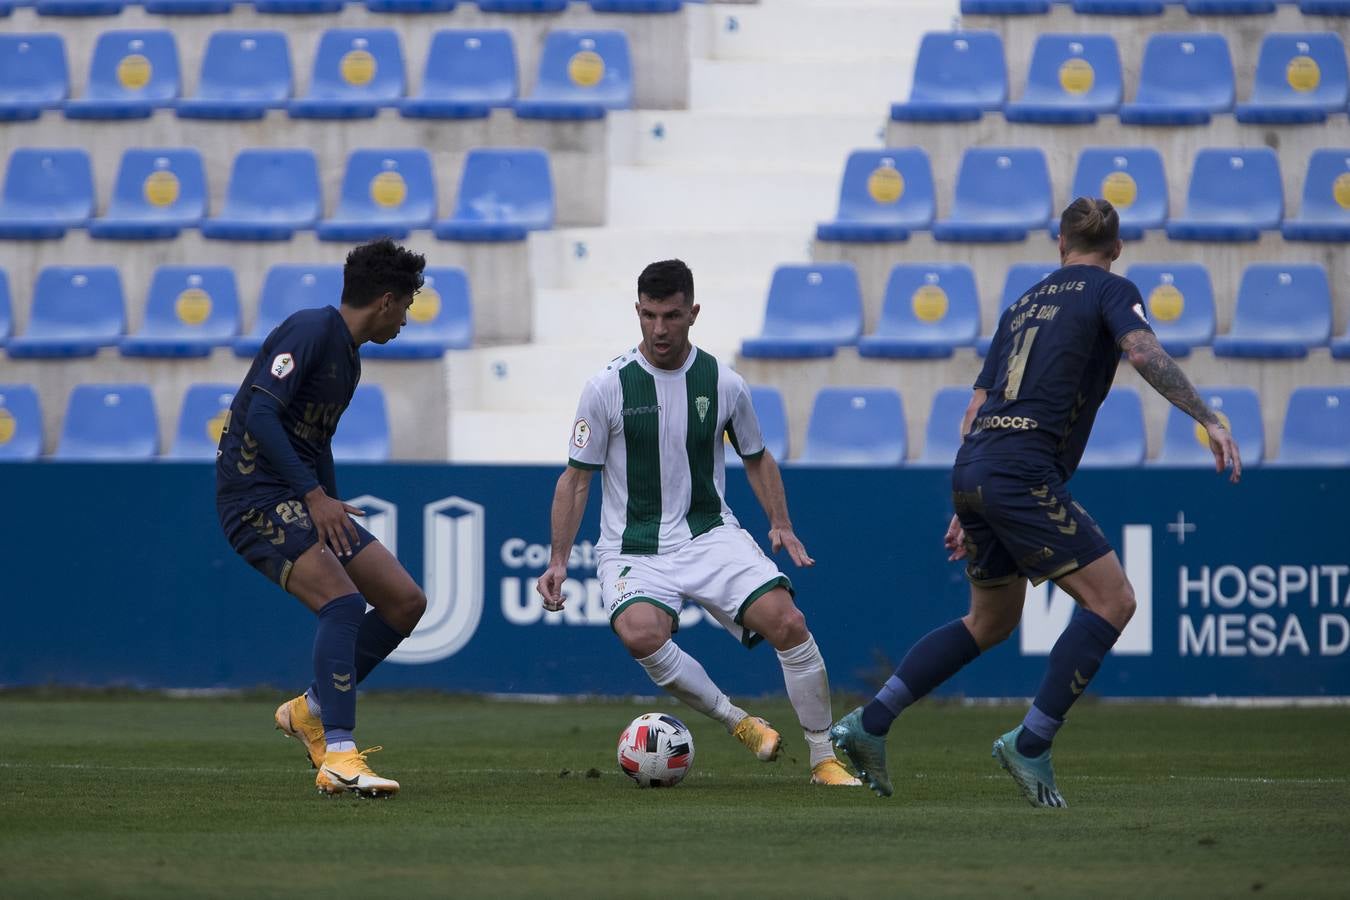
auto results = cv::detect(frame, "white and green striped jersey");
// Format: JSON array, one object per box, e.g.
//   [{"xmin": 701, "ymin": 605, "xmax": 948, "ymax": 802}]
[{"xmin": 567, "ymin": 346, "xmax": 766, "ymax": 556}]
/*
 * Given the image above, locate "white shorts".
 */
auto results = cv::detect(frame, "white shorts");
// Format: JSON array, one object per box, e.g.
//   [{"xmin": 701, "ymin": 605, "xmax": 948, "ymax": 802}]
[{"xmin": 598, "ymin": 525, "xmax": 792, "ymax": 649}]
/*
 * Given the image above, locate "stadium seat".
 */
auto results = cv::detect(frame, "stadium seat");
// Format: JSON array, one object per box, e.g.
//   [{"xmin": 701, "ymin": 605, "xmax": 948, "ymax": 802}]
[
  {"xmin": 168, "ymin": 383, "xmax": 234, "ymax": 460},
  {"xmin": 961, "ymin": 0, "xmax": 1050, "ymax": 12},
  {"xmin": 201, "ymin": 149, "xmax": 321, "ymax": 241},
  {"xmin": 917, "ymin": 386, "xmax": 973, "ymax": 467},
  {"xmin": 477, "ymin": 0, "xmax": 567, "ymax": 11},
  {"xmin": 1166, "ymin": 148, "xmax": 1283, "ymax": 242},
  {"xmin": 1213, "ymin": 263, "xmax": 1330, "ymax": 358},
  {"xmin": 65, "ymin": 30, "xmax": 179, "ymax": 119},
  {"xmin": 739, "ymin": 264, "xmax": 863, "ymax": 359},
  {"xmin": 34, "ymin": 0, "xmax": 123, "ymax": 16},
  {"xmin": 7, "ymin": 267, "xmax": 123, "ymax": 358},
  {"xmin": 1299, "ymin": 0, "xmax": 1350, "ymax": 12},
  {"xmin": 1124, "ymin": 263, "xmax": 1215, "ymax": 357},
  {"xmin": 932, "ymin": 147, "xmax": 1052, "ymax": 242},
  {"xmin": 362, "ymin": 266, "xmax": 473, "ymax": 359},
  {"xmin": 332, "ymin": 384, "xmax": 391, "ymax": 462},
  {"xmin": 0, "ymin": 147, "xmax": 93, "ymax": 239},
  {"xmin": 1282, "ymin": 149, "xmax": 1350, "ymax": 241},
  {"xmin": 254, "ymin": 0, "xmax": 341, "ymax": 13},
  {"xmin": 725, "ymin": 385, "xmax": 789, "ymax": 467},
  {"xmin": 1072, "ymin": 0, "xmax": 1164, "ymax": 14},
  {"xmin": 176, "ymin": 31, "xmax": 291, "ymax": 120},
  {"xmin": 1004, "ymin": 34, "xmax": 1123, "ymax": 124},
  {"xmin": 0, "ymin": 34, "xmax": 68, "ymax": 121},
  {"xmin": 88, "ymin": 148, "xmax": 206, "ymax": 240},
  {"xmin": 1185, "ymin": 0, "xmax": 1274, "ymax": 11},
  {"xmin": 143, "ymin": 0, "xmax": 233, "ymax": 12},
  {"xmin": 590, "ymin": 0, "xmax": 682, "ymax": 9},
  {"xmin": 798, "ymin": 387, "xmax": 906, "ymax": 467},
  {"xmin": 121, "ymin": 266, "xmax": 240, "ymax": 358},
  {"xmin": 0, "ymin": 384, "xmax": 42, "ymax": 461},
  {"xmin": 55, "ymin": 384, "xmax": 157, "ymax": 461},
  {"xmin": 858, "ymin": 263, "xmax": 980, "ymax": 358},
  {"xmin": 1157, "ymin": 386, "xmax": 1263, "ymax": 467},
  {"xmin": 1334, "ymin": 331, "xmax": 1350, "ymax": 359},
  {"xmin": 289, "ymin": 30, "xmax": 404, "ymax": 119},
  {"xmin": 433, "ymin": 148, "xmax": 554, "ymax": 241},
  {"xmin": 1062, "ymin": 148, "xmax": 1167, "ymax": 240},
  {"xmin": 1118, "ymin": 34, "xmax": 1234, "ymax": 125},
  {"xmin": 516, "ymin": 30, "xmax": 633, "ymax": 119},
  {"xmin": 234, "ymin": 264, "xmax": 342, "ymax": 357},
  {"xmin": 0, "ymin": 270, "xmax": 10, "ymax": 345},
  {"xmin": 815, "ymin": 148, "xmax": 935, "ymax": 242},
  {"xmin": 1078, "ymin": 387, "xmax": 1146, "ymax": 468},
  {"xmin": 1277, "ymin": 387, "xmax": 1350, "ymax": 465},
  {"xmin": 367, "ymin": 0, "xmax": 455, "ymax": 11},
  {"xmin": 1235, "ymin": 33, "xmax": 1348, "ymax": 124},
  {"xmin": 890, "ymin": 31, "xmax": 1006, "ymax": 122},
  {"xmin": 976, "ymin": 261, "xmax": 1057, "ymax": 354},
  {"xmin": 317, "ymin": 149, "xmax": 436, "ymax": 242},
  {"xmin": 400, "ymin": 30, "xmax": 516, "ymax": 119}
]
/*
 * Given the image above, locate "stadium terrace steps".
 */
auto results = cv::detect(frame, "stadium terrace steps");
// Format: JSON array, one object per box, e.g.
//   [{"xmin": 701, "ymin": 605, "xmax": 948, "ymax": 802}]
[
  {"xmin": 533, "ymin": 285, "xmax": 765, "ymax": 350},
  {"xmin": 698, "ymin": 0, "xmax": 955, "ymax": 63},
  {"xmin": 606, "ymin": 165, "xmax": 840, "ymax": 228},
  {"xmin": 689, "ymin": 59, "xmax": 916, "ymax": 115},
  {"xmin": 608, "ymin": 111, "xmax": 888, "ymax": 170}
]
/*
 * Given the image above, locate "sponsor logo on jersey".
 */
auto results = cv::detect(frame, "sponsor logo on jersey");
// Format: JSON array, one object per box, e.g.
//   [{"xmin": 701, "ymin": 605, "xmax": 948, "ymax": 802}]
[
  {"xmin": 271, "ymin": 353, "xmax": 295, "ymax": 379},
  {"xmin": 1132, "ymin": 302, "xmax": 1149, "ymax": 323},
  {"xmin": 972, "ymin": 414, "xmax": 1040, "ymax": 432}
]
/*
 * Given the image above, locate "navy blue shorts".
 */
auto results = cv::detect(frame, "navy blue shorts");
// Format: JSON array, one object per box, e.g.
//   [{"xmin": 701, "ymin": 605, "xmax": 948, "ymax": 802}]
[
  {"xmin": 218, "ymin": 491, "xmax": 375, "ymax": 591},
  {"xmin": 950, "ymin": 457, "xmax": 1112, "ymax": 588}
]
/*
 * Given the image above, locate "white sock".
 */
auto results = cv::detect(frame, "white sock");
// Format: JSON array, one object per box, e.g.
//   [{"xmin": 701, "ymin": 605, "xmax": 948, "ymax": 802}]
[
  {"xmin": 777, "ymin": 634, "xmax": 836, "ymax": 766},
  {"xmin": 637, "ymin": 640, "xmax": 747, "ymax": 732},
  {"xmin": 326, "ymin": 740, "xmax": 356, "ymax": 753}
]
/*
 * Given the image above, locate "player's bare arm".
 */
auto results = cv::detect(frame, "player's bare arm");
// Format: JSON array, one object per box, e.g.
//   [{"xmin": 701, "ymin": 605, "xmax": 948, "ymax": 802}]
[
  {"xmin": 743, "ymin": 451, "xmax": 814, "ymax": 567},
  {"xmin": 1120, "ymin": 328, "xmax": 1242, "ymax": 482},
  {"xmin": 945, "ymin": 388, "xmax": 989, "ymax": 561},
  {"xmin": 538, "ymin": 465, "xmax": 594, "ymax": 610}
]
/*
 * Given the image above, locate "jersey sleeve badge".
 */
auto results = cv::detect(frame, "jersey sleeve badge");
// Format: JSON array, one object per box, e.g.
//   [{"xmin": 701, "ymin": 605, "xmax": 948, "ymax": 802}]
[
  {"xmin": 1131, "ymin": 302, "xmax": 1149, "ymax": 323},
  {"xmin": 270, "ymin": 353, "xmax": 296, "ymax": 379},
  {"xmin": 572, "ymin": 418, "xmax": 591, "ymax": 449}
]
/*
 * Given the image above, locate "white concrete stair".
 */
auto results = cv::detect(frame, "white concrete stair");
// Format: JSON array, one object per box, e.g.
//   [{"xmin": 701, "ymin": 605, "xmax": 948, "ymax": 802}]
[
  {"xmin": 701, "ymin": 1, "xmax": 956, "ymax": 63},
  {"xmin": 607, "ymin": 165, "xmax": 839, "ymax": 228},
  {"xmin": 608, "ymin": 110, "xmax": 886, "ymax": 169}
]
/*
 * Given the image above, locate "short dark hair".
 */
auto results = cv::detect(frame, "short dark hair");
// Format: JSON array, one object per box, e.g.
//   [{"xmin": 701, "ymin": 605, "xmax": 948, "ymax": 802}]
[
  {"xmin": 637, "ymin": 259, "xmax": 694, "ymax": 304},
  {"xmin": 1059, "ymin": 197, "xmax": 1120, "ymax": 256},
  {"xmin": 341, "ymin": 239, "xmax": 426, "ymax": 308}
]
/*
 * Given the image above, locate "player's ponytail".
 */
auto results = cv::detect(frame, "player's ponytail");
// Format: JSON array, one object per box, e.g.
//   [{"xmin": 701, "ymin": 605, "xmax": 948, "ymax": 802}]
[{"xmin": 1059, "ymin": 197, "xmax": 1120, "ymax": 256}]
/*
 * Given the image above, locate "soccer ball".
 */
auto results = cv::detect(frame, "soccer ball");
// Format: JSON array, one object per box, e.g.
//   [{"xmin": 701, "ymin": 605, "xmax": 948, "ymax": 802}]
[{"xmin": 616, "ymin": 712, "xmax": 695, "ymax": 788}]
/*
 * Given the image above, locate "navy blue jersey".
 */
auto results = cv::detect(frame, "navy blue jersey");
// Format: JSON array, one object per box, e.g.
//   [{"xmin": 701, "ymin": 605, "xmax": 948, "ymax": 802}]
[
  {"xmin": 958, "ymin": 264, "xmax": 1152, "ymax": 479},
  {"xmin": 216, "ymin": 307, "xmax": 360, "ymax": 498}
]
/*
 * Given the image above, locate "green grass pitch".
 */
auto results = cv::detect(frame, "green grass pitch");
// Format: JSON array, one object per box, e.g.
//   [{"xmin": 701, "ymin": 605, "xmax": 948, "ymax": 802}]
[{"xmin": 1, "ymin": 694, "xmax": 1347, "ymax": 898}]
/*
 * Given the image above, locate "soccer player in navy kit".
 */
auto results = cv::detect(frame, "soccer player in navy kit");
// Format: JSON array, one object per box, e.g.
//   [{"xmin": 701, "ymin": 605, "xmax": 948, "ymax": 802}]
[
  {"xmin": 832, "ymin": 199, "xmax": 1242, "ymax": 806},
  {"xmin": 216, "ymin": 239, "xmax": 428, "ymax": 797}
]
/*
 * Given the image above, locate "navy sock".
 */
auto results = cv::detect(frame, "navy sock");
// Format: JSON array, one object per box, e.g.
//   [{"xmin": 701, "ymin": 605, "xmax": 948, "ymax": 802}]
[
  {"xmin": 308, "ymin": 610, "xmax": 408, "ymax": 712},
  {"xmin": 313, "ymin": 593, "xmax": 366, "ymax": 742},
  {"xmin": 1017, "ymin": 607, "xmax": 1120, "ymax": 757},
  {"xmin": 861, "ymin": 620, "xmax": 981, "ymax": 736}
]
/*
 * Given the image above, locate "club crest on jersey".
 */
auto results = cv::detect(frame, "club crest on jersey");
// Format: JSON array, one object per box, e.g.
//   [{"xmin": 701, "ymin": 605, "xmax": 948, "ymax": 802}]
[
  {"xmin": 1132, "ymin": 302, "xmax": 1149, "ymax": 324},
  {"xmin": 572, "ymin": 418, "xmax": 591, "ymax": 449},
  {"xmin": 271, "ymin": 353, "xmax": 295, "ymax": 379},
  {"xmin": 695, "ymin": 395, "xmax": 710, "ymax": 423}
]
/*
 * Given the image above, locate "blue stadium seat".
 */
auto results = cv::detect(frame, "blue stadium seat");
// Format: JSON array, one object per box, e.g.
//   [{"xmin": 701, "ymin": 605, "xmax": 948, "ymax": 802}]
[
  {"xmin": 932, "ymin": 147, "xmax": 1052, "ymax": 242},
  {"xmin": 1277, "ymin": 387, "xmax": 1350, "ymax": 465},
  {"xmin": 176, "ymin": 31, "xmax": 291, "ymax": 120},
  {"xmin": 363, "ymin": 266, "xmax": 473, "ymax": 359},
  {"xmin": 121, "ymin": 266, "xmax": 240, "ymax": 358},
  {"xmin": 1157, "ymin": 386, "xmax": 1263, "ymax": 467},
  {"xmin": 1078, "ymin": 387, "xmax": 1146, "ymax": 468},
  {"xmin": 400, "ymin": 30, "xmax": 516, "ymax": 119},
  {"xmin": 0, "ymin": 147, "xmax": 93, "ymax": 239},
  {"xmin": 55, "ymin": 384, "xmax": 157, "ymax": 460},
  {"xmin": 590, "ymin": 0, "xmax": 682, "ymax": 9},
  {"xmin": 0, "ymin": 34, "xmax": 68, "ymax": 121},
  {"xmin": 88, "ymin": 148, "xmax": 206, "ymax": 240},
  {"xmin": 816, "ymin": 148, "xmax": 935, "ymax": 242},
  {"xmin": 290, "ymin": 30, "xmax": 404, "ymax": 119},
  {"xmin": 1185, "ymin": 0, "xmax": 1274, "ymax": 11},
  {"xmin": 1334, "ymin": 330, "xmax": 1350, "ymax": 359},
  {"xmin": 1282, "ymin": 149, "xmax": 1350, "ymax": 241},
  {"xmin": 917, "ymin": 386, "xmax": 973, "ymax": 467},
  {"xmin": 168, "ymin": 384, "xmax": 234, "ymax": 460},
  {"xmin": 477, "ymin": 0, "xmax": 567, "ymax": 10},
  {"xmin": 725, "ymin": 385, "xmax": 789, "ymax": 468},
  {"xmin": 1213, "ymin": 263, "xmax": 1330, "ymax": 358},
  {"xmin": 317, "ymin": 149, "xmax": 436, "ymax": 242},
  {"xmin": 962, "ymin": 0, "xmax": 1050, "ymax": 11},
  {"xmin": 234, "ymin": 264, "xmax": 342, "ymax": 357},
  {"xmin": 201, "ymin": 149, "xmax": 321, "ymax": 241},
  {"xmin": 143, "ymin": 0, "xmax": 233, "ymax": 12},
  {"xmin": 798, "ymin": 387, "xmax": 906, "ymax": 467},
  {"xmin": 891, "ymin": 31, "xmax": 1006, "ymax": 122},
  {"xmin": 0, "ymin": 270, "xmax": 10, "ymax": 345},
  {"xmin": 65, "ymin": 30, "xmax": 179, "ymax": 119},
  {"xmin": 1004, "ymin": 34, "xmax": 1123, "ymax": 124},
  {"xmin": 34, "ymin": 0, "xmax": 123, "ymax": 15},
  {"xmin": 8, "ymin": 266, "xmax": 124, "ymax": 358},
  {"xmin": 1166, "ymin": 148, "xmax": 1283, "ymax": 242},
  {"xmin": 1118, "ymin": 34, "xmax": 1234, "ymax": 125},
  {"xmin": 1299, "ymin": 0, "xmax": 1350, "ymax": 11},
  {"xmin": 332, "ymin": 384, "xmax": 390, "ymax": 461},
  {"xmin": 1072, "ymin": 0, "xmax": 1164, "ymax": 13},
  {"xmin": 516, "ymin": 30, "xmax": 633, "ymax": 119},
  {"xmin": 739, "ymin": 264, "xmax": 863, "ymax": 359},
  {"xmin": 976, "ymin": 261, "xmax": 1057, "ymax": 354},
  {"xmin": 0, "ymin": 384, "xmax": 42, "ymax": 461},
  {"xmin": 1235, "ymin": 33, "xmax": 1347, "ymax": 124},
  {"xmin": 1062, "ymin": 148, "xmax": 1167, "ymax": 240},
  {"xmin": 254, "ymin": 0, "xmax": 341, "ymax": 13},
  {"xmin": 434, "ymin": 148, "xmax": 554, "ymax": 241},
  {"xmin": 858, "ymin": 263, "xmax": 980, "ymax": 359},
  {"xmin": 367, "ymin": 0, "xmax": 454, "ymax": 11},
  {"xmin": 1124, "ymin": 263, "xmax": 1215, "ymax": 356}
]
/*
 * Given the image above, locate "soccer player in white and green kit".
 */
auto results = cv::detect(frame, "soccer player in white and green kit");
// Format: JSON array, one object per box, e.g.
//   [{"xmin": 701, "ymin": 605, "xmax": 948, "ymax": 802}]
[{"xmin": 537, "ymin": 259, "xmax": 860, "ymax": 786}]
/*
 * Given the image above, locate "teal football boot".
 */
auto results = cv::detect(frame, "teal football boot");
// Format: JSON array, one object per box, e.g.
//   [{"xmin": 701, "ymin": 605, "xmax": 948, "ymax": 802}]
[
  {"xmin": 992, "ymin": 726, "xmax": 1067, "ymax": 808},
  {"xmin": 829, "ymin": 707, "xmax": 893, "ymax": 798}
]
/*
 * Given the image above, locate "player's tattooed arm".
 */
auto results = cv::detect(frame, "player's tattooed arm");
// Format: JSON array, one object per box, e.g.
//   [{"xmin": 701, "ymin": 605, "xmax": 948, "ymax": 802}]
[{"xmin": 1120, "ymin": 329, "xmax": 1218, "ymax": 426}]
